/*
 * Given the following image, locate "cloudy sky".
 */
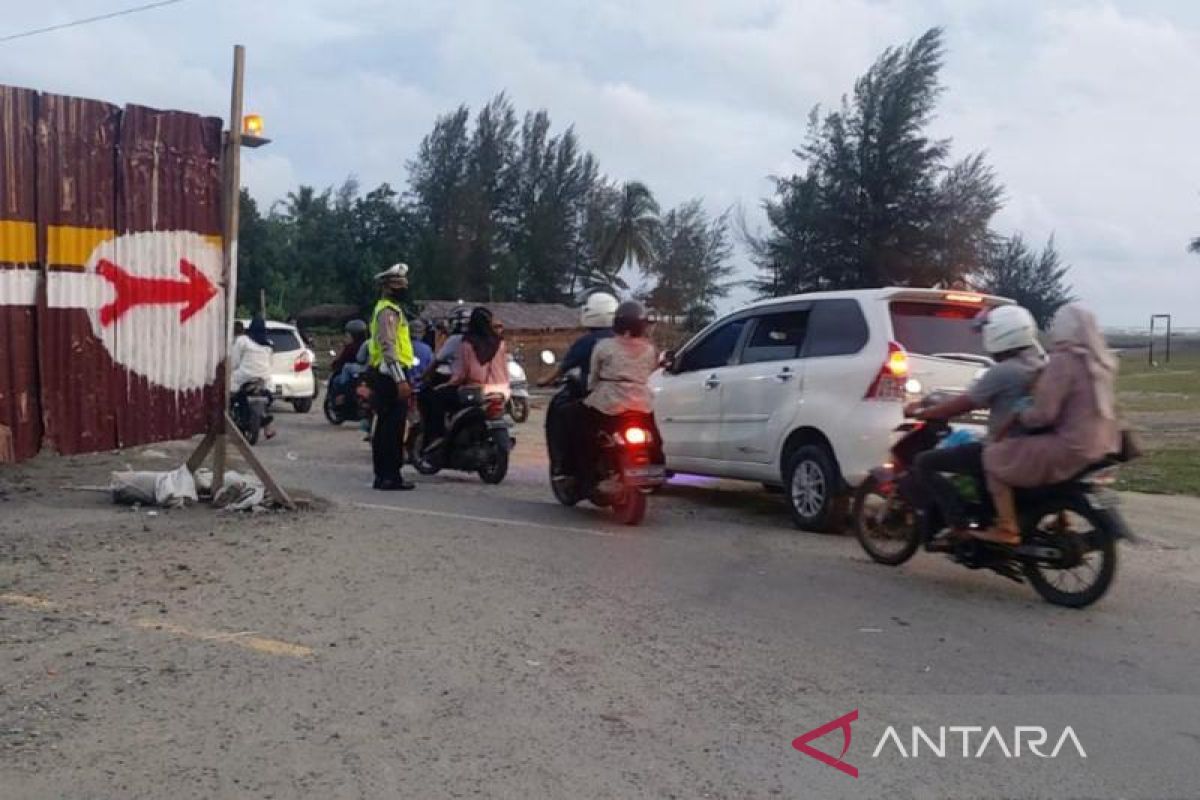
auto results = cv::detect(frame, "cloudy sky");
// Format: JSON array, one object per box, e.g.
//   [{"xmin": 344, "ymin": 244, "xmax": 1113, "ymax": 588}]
[{"xmin": 2, "ymin": 0, "xmax": 1198, "ymax": 326}]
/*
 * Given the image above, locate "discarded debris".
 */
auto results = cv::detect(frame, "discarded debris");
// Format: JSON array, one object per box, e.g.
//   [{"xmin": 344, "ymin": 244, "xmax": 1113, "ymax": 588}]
[
  {"xmin": 109, "ymin": 466, "xmax": 197, "ymax": 508},
  {"xmin": 210, "ymin": 471, "xmax": 267, "ymax": 512}
]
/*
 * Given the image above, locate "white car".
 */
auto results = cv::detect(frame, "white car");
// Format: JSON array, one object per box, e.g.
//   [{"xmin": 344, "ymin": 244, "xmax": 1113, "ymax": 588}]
[
  {"xmin": 236, "ymin": 319, "xmax": 318, "ymax": 413},
  {"xmin": 650, "ymin": 288, "xmax": 1009, "ymax": 531}
]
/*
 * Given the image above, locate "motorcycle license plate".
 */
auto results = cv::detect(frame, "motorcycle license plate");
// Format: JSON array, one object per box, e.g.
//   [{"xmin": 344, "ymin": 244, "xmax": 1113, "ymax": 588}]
[{"xmin": 626, "ymin": 465, "xmax": 665, "ymax": 482}]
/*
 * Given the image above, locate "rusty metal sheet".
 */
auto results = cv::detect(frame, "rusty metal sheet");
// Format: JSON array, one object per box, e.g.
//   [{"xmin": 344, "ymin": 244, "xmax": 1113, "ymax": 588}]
[
  {"xmin": 0, "ymin": 87, "xmax": 40, "ymax": 461},
  {"xmin": 3, "ymin": 85, "xmax": 226, "ymax": 460},
  {"xmin": 36, "ymin": 92, "xmax": 122, "ymax": 455},
  {"xmin": 113, "ymin": 104, "xmax": 224, "ymax": 447},
  {"xmin": 0, "ymin": 86, "xmax": 41, "ymax": 462}
]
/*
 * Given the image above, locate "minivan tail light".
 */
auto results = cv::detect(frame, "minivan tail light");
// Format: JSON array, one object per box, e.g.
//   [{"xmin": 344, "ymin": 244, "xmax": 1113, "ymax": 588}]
[
  {"xmin": 293, "ymin": 353, "xmax": 312, "ymax": 373},
  {"xmin": 865, "ymin": 342, "xmax": 909, "ymax": 401}
]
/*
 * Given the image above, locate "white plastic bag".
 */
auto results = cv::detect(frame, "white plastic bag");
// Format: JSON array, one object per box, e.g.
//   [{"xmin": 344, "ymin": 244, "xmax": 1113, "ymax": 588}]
[{"xmin": 110, "ymin": 465, "xmax": 198, "ymax": 508}]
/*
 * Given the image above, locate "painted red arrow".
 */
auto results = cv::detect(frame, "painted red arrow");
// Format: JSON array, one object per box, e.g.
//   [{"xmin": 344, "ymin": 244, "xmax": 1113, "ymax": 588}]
[{"xmin": 96, "ymin": 258, "xmax": 217, "ymax": 327}]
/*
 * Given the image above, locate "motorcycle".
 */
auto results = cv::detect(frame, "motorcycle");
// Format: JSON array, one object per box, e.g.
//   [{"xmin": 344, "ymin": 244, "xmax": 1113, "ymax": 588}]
[
  {"xmin": 852, "ymin": 396, "xmax": 1136, "ymax": 608},
  {"xmin": 323, "ymin": 369, "xmax": 370, "ymax": 425},
  {"xmin": 231, "ymin": 379, "xmax": 273, "ymax": 445},
  {"xmin": 507, "ymin": 356, "xmax": 530, "ymax": 423},
  {"xmin": 407, "ymin": 385, "xmax": 514, "ymax": 484},
  {"xmin": 542, "ymin": 350, "xmax": 665, "ymax": 526}
]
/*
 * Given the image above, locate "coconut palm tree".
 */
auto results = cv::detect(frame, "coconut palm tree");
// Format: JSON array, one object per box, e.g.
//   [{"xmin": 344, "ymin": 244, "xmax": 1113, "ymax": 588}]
[{"xmin": 598, "ymin": 181, "xmax": 660, "ymax": 281}]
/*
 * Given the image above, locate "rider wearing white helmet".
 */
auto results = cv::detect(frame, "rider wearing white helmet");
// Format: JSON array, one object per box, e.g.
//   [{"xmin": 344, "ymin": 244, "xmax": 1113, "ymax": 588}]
[
  {"xmin": 906, "ymin": 302, "xmax": 1045, "ymax": 542},
  {"xmin": 537, "ymin": 291, "xmax": 619, "ymax": 389},
  {"xmin": 539, "ymin": 291, "xmax": 620, "ymax": 477}
]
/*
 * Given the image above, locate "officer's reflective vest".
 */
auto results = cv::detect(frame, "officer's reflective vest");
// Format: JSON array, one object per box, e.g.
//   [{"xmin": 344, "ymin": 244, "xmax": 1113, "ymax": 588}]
[{"xmin": 368, "ymin": 298, "xmax": 414, "ymax": 368}]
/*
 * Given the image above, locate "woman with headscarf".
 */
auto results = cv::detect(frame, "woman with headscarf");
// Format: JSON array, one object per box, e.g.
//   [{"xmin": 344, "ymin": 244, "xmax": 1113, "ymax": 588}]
[
  {"xmin": 978, "ymin": 304, "xmax": 1121, "ymax": 544},
  {"xmin": 230, "ymin": 316, "xmax": 277, "ymax": 439},
  {"xmin": 423, "ymin": 307, "xmax": 510, "ymax": 451}
]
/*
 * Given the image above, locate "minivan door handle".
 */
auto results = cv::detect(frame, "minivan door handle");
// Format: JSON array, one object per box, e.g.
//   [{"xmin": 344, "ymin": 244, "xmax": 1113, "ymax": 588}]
[
  {"xmin": 704, "ymin": 374, "xmax": 721, "ymax": 390},
  {"xmin": 774, "ymin": 367, "xmax": 795, "ymax": 382}
]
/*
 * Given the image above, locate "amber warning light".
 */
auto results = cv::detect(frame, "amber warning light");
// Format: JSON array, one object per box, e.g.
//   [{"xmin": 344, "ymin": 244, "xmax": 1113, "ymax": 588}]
[
  {"xmin": 943, "ymin": 292, "xmax": 984, "ymax": 304},
  {"xmin": 240, "ymin": 114, "xmax": 271, "ymax": 148}
]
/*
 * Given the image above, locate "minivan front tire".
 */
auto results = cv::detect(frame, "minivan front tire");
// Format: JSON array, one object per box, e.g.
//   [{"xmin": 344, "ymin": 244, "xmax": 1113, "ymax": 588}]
[{"xmin": 784, "ymin": 444, "xmax": 846, "ymax": 533}]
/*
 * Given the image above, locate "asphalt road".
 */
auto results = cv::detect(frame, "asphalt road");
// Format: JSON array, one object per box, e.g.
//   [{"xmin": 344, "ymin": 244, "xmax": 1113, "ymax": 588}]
[{"xmin": 2, "ymin": 400, "xmax": 1199, "ymax": 799}]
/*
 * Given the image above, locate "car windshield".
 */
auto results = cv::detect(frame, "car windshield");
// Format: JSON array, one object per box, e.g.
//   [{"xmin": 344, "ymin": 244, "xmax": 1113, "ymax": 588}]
[
  {"xmin": 889, "ymin": 301, "xmax": 988, "ymax": 357},
  {"xmin": 266, "ymin": 328, "xmax": 303, "ymax": 352}
]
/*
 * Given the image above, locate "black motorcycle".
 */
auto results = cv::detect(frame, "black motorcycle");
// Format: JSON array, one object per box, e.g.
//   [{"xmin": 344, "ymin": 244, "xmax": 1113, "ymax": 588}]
[
  {"xmin": 545, "ymin": 369, "xmax": 665, "ymax": 526},
  {"xmin": 323, "ymin": 371, "xmax": 370, "ymax": 425},
  {"xmin": 852, "ymin": 407, "xmax": 1136, "ymax": 608},
  {"xmin": 231, "ymin": 379, "xmax": 273, "ymax": 445},
  {"xmin": 407, "ymin": 386, "xmax": 513, "ymax": 484}
]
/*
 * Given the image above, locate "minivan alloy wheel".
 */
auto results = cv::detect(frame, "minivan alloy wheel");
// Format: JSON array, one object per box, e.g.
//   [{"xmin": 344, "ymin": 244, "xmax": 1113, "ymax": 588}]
[{"xmin": 792, "ymin": 460, "xmax": 826, "ymax": 518}]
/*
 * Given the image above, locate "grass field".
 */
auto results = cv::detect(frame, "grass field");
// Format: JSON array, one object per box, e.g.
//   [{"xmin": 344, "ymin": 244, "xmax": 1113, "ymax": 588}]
[{"xmin": 1114, "ymin": 342, "xmax": 1199, "ymax": 495}]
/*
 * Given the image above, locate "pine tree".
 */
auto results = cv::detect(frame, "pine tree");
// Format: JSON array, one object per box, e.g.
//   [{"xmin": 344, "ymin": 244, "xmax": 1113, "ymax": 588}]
[
  {"xmin": 975, "ymin": 234, "xmax": 1073, "ymax": 329},
  {"xmin": 752, "ymin": 28, "xmax": 1002, "ymax": 296}
]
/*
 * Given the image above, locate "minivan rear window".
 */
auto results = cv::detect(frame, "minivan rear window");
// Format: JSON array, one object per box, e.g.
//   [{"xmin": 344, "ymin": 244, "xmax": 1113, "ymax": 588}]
[
  {"xmin": 889, "ymin": 302, "xmax": 986, "ymax": 356},
  {"xmin": 266, "ymin": 328, "xmax": 303, "ymax": 352}
]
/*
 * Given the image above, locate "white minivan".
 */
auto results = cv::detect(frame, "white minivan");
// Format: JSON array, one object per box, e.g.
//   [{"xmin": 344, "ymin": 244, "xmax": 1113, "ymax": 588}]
[{"xmin": 650, "ymin": 288, "xmax": 1009, "ymax": 531}]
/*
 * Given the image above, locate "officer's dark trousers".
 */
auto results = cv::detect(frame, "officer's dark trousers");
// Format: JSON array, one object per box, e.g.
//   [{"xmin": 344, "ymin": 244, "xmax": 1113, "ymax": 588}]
[{"xmin": 369, "ymin": 370, "xmax": 408, "ymax": 481}]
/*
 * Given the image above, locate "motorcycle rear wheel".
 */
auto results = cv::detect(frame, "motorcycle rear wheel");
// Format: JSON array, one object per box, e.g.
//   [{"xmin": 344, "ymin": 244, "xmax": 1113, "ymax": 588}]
[
  {"xmin": 324, "ymin": 393, "xmax": 346, "ymax": 425},
  {"xmin": 478, "ymin": 440, "xmax": 509, "ymax": 485},
  {"xmin": 509, "ymin": 397, "xmax": 530, "ymax": 423},
  {"xmin": 242, "ymin": 412, "xmax": 260, "ymax": 446},
  {"xmin": 612, "ymin": 486, "xmax": 647, "ymax": 526},
  {"xmin": 1022, "ymin": 497, "xmax": 1117, "ymax": 608},
  {"xmin": 853, "ymin": 475, "xmax": 920, "ymax": 566}
]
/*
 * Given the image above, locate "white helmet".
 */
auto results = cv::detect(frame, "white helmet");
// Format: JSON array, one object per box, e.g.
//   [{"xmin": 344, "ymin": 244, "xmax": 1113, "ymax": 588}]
[
  {"xmin": 580, "ymin": 291, "xmax": 619, "ymax": 329},
  {"xmin": 979, "ymin": 305, "xmax": 1038, "ymax": 354},
  {"xmin": 374, "ymin": 262, "xmax": 409, "ymax": 285}
]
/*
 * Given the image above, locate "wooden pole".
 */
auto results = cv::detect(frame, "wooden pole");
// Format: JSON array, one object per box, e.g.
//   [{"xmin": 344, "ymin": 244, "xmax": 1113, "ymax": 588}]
[
  {"xmin": 186, "ymin": 45, "xmax": 293, "ymax": 509},
  {"xmin": 214, "ymin": 44, "xmax": 246, "ymax": 493}
]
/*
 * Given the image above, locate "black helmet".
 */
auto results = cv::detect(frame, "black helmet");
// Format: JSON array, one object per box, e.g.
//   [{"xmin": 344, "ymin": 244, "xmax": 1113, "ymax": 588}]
[
  {"xmin": 612, "ymin": 300, "xmax": 649, "ymax": 337},
  {"xmin": 344, "ymin": 319, "xmax": 368, "ymax": 338},
  {"xmin": 449, "ymin": 306, "xmax": 471, "ymax": 335}
]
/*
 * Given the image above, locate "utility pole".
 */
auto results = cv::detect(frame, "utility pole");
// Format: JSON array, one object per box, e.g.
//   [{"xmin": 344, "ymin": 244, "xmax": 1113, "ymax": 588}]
[
  {"xmin": 212, "ymin": 44, "xmax": 246, "ymax": 491},
  {"xmin": 187, "ymin": 45, "xmax": 292, "ymax": 509}
]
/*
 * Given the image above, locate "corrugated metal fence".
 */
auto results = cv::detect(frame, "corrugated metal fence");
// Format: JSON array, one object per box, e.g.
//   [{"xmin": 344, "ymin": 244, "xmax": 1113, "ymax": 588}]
[{"xmin": 0, "ymin": 84, "xmax": 224, "ymax": 462}]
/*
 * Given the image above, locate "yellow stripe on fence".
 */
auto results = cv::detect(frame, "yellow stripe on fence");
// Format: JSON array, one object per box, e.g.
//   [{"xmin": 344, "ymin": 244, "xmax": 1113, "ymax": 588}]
[
  {"xmin": 0, "ymin": 221, "xmax": 222, "ymax": 268},
  {"xmin": 47, "ymin": 225, "xmax": 115, "ymax": 268},
  {"xmin": 0, "ymin": 220, "xmax": 36, "ymax": 264}
]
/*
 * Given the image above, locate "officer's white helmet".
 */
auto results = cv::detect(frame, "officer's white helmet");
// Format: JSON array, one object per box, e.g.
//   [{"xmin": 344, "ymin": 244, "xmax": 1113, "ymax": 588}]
[
  {"xmin": 580, "ymin": 292, "xmax": 619, "ymax": 329},
  {"xmin": 979, "ymin": 304, "xmax": 1038, "ymax": 354}
]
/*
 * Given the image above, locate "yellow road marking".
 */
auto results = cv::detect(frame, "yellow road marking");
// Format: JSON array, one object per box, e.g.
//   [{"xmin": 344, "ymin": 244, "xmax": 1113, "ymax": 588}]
[
  {"xmin": 133, "ymin": 619, "xmax": 314, "ymax": 659},
  {"xmin": 0, "ymin": 221, "xmax": 222, "ymax": 267},
  {"xmin": 0, "ymin": 593, "xmax": 310, "ymax": 659},
  {"xmin": 0, "ymin": 592, "xmax": 58, "ymax": 610}
]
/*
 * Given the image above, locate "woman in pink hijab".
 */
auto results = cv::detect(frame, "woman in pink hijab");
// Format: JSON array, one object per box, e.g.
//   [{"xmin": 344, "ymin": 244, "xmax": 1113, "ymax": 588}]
[{"xmin": 979, "ymin": 304, "xmax": 1121, "ymax": 544}]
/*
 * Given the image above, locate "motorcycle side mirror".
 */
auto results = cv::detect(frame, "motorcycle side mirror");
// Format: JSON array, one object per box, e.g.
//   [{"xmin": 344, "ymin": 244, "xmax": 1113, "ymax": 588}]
[
  {"xmin": 539, "ymin": 349, "xmax": 556, "ymax": 366},
  {"xmin": 659, "ymin": 350, "xmax": 677, "ymax": 372}
]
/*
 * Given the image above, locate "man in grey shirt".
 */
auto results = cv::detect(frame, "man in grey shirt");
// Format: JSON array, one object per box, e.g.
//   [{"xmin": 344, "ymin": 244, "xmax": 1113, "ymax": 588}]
[{"xmin": 907, "ymin": 305, "xmax": 1044, "ymax": 538}]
